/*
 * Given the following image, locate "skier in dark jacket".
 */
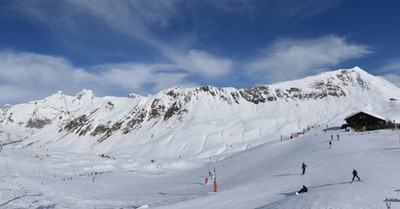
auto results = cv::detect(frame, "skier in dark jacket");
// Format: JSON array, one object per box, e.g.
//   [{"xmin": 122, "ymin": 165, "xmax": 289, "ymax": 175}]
[
  {"xmin": 301, "ymin": 163, "xmax": 307, "ymax": 175},
  {"xmin": 296, "ymin": 185, "xmax": 308, "ymax": 195},
  {"xmin": 352, "ymin": 169, "xmax": 361, "ymax": 182}
]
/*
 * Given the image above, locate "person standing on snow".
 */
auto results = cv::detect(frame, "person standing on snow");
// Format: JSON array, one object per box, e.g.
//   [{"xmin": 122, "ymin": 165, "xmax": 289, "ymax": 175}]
[
  {"xmin": 330, "ymin": 134, "xmax": 333, "ymax": 141},
  {"xmin": 301, "ymin": 163, "xmax": 308, "ymax": 175},
  {"xmin": 337, "ymin": 133, "xmax": 340, "ymax": 141},
  {"xmin": 296, "ymin": 185, "xmax": 308, "ymax": 195},
  {"xmin": 211, "ymin": 168, "xmax": 216, "ymax": 181},
  {"xmin": 352, "ymin": 169, "xmax": 361, "ymax": 182},
  {"xmin": 329, "ymin": 141, "xmax": 332, "ymax": 149}
]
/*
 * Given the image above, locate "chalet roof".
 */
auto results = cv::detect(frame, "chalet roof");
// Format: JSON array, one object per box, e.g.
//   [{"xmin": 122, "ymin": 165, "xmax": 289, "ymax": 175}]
[{"xmin": 344, "ymin": 111, "xmax": 387, "ymax": 121}]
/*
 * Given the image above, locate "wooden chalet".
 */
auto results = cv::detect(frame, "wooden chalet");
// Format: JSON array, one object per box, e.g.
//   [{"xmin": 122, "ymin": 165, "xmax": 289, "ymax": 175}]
[{"xmin": 344, "ymin": 111, "xmax": 387, "ymax": 131}]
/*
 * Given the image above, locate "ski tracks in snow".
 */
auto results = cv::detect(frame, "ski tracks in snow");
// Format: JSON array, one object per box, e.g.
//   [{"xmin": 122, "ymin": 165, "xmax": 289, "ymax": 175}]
[{"xmin": 0, "ymin": 153, "xmax": 51, "ymax": 208}]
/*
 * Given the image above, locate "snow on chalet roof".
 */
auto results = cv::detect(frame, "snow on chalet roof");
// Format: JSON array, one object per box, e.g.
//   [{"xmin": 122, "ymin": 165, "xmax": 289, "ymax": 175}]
[{"xmin": 344, "ymin": 111, "xmax": 387, "ymax": 121}]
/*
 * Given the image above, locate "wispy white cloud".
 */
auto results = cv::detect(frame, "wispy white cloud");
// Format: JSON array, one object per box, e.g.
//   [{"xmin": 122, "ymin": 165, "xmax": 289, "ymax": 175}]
[
  {"xmin": 66, "ymin": 1, "xmax": 234, "ymax": 78},
  {"xmin": 171, "ymin": 50, "xmax": 232, "ymax": 78},
  {"xmin": 89, "ymin": 63, "xmax": 191, "ymax": 93},
  {"xmin": 381, "ymin": 74, "xmax": 400, "ymax": 88},
  {"xmin": 10, "ymin": 0, "xmax": 233, "ymax": 79},
  {"xmin": 1, "ymin": 1, "xmax": 374, "ymax": 105},
  {"xmin": 201, "ymin": 0, "xmax": 343, "ymax": 22},
  {"xmin": 379, "ymin": 61, "xmax": 400, "ymax": 74},
  {"xmin": 0, "ymin": 51, "xmax": 78, "ymax": 104},
  {"xmin": 0, "ymin": 51, "xmax": 195, "ymax": 105},
  {"xmin": 274, "ymin": 0, "xmax": 344, "ymax": 21},
  {"xmin": 6, "ymin": 0, "xmax": 349, "ymax": 84},
  {"xmin": 246, "ymin": 35, "xmax": 372, "ymax": 83},
  {"xmin": 11, "ymin": 0, "xmax": 174, "ymax": 50},
  {"xmin": 376, "ymin": 60, "xmax": 400, "ymax": 88}
]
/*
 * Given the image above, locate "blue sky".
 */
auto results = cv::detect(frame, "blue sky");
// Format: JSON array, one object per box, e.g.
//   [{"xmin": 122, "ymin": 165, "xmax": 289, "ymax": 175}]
[{"xmin": 0, "ymin": 0, "xmax": 400, "ymax": 105}]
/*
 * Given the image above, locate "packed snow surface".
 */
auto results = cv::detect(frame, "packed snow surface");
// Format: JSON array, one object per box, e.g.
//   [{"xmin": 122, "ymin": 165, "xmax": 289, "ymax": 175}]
[{"xmin": 1, "ymin": 127, "xmax": 400, "ymax": 208}]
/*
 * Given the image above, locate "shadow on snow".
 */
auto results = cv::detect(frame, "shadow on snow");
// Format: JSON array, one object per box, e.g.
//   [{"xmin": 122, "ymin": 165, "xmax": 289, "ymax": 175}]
[
  {"xmin": 272, "ymin": 173, "xmax": 300, "ymax": 177},
  {"xmin": 309, "ymin": 181, "xmax": 350, "ymax": 189},
  {"xmin": 36, "ymin": 204, "xmax": 57, "ymax": 209},
  {"xmin": 0, "ymin": 193, "xmax": 43, "ymax": 207},
  {"xmin": 385, "ymin": 198, "xmax": 400, "ymax": 202}
]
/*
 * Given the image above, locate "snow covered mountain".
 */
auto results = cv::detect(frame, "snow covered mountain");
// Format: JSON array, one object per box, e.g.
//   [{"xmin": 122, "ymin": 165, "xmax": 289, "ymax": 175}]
[
  {"xmin": 2, "ymin": 66, "xmax": 400, "ymax": 208},
  {"xmin": 1, "ymin": 67, "xmax": 400, "ymax": 158}
]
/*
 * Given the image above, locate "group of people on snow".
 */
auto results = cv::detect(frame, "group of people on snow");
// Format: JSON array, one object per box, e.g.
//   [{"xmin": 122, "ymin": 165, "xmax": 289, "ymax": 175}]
[
  {"xmin": 297, "ymin": 163, "xmax": 362, "ymax": 195},
  {"xmin": 328, "ymin": 133, "xmax": 341, "ymax": 148},
  {"xmin": 329, "ymin": 133, "xmax": 340, "ymax": 141}
]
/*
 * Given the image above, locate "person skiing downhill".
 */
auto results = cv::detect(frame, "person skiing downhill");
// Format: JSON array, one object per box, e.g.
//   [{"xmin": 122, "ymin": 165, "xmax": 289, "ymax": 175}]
[
  {"xmin": 301, "ymin": 163, "xmax": 307, "ymax": 175},
  {"xmin": 352, "ymin": 169, "xmax": 361, "ymax": 182},
  {"xmin": 329, "ymin": 141, "xmax": 332, "ymax": 149},
  {"xmin": 296, "ymin": 185, "xmax": 308, "ymax": 195}
]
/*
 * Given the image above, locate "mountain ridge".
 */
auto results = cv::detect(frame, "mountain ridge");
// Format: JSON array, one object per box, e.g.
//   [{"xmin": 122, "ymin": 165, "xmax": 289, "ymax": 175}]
[{"xmin": 1, "ymin": 67, "xmax": 399, "ymax": 157}]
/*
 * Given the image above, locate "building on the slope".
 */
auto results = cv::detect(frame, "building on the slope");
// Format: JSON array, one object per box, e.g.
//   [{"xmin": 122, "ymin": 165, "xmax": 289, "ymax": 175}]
[{"xmin": 344, "ymin": 111, "xmax": 387, "ymax": 131}]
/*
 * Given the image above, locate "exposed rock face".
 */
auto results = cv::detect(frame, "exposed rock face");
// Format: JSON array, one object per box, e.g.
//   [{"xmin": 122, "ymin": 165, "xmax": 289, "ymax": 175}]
[
  {"xmin": 26, "ymin": 118, "xmax": 51, "ymax": 129},
  {"xmin": 237, "ymin": 70, "xmax": 356, "ymax": 104}
]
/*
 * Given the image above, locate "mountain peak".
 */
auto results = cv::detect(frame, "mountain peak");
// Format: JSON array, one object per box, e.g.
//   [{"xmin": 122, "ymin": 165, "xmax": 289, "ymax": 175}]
[
  {"xmin": 73, "ymin": 89, "xmax": 95, "ymax": 106},
  {"xmin": 75, "ymin": 89, "xmax": 95, "ymax": 100}
]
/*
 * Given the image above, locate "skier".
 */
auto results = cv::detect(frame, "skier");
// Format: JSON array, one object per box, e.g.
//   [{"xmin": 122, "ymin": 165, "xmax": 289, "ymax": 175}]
[
  {"xmin": 352, "ymin": 169, "xmax": 361, "ymax": 182},
  {"xmin": 211, "ymin": 169, "xmax": 216, "ymax": 181},
  {"xmin": 337, "ymin": 133, "xmax": 340, "ymax": 141},
  {"xmin": 296, "ymin": 185, "xmax": 308, "ymax": 195},
  {"xmin": 329, "ymin": 141, "xmax": 332, "ymax": 149},
  {"xmin": 301, "ymin": 163, "xmax": 308, "ymax": 175},
  {"xmin": 330, "ymin": 134, "xmax": 333, "ymax": 141}
]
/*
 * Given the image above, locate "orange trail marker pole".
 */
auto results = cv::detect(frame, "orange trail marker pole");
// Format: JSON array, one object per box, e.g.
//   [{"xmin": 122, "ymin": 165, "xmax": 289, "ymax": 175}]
[{"xmin": 213, "ymin": 179, "xmax": 218, "ymax": 192}]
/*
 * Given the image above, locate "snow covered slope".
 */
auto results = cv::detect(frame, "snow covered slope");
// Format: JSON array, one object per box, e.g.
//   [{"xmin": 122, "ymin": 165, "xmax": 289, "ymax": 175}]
[
  {"xmin": 1, "ymin": 118, "xmax": 400, "ymax": 208},
  {"xmin": 1, "ymin": 67, "xmax": 400, "ymax": 159},
  {"xmin": 1, "ymin": 67, "xmax": 400, "ymax": 208}
]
